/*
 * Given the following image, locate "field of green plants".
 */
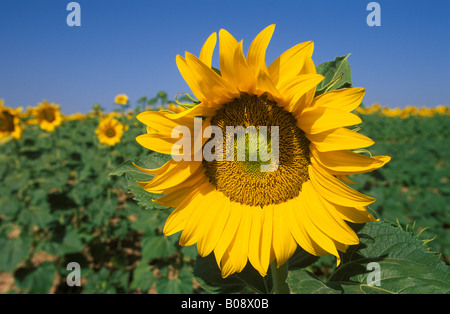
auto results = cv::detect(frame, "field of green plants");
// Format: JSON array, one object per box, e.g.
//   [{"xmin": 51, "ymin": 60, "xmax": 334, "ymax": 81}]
[{"xmin": 0, "ymin": 96, "xmax": 449, "ymax": 294}]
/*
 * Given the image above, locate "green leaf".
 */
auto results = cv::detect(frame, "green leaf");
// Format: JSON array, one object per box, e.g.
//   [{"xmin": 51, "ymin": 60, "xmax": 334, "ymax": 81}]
[
  {"xmin": 287, "ymin": 246, "xmax": 319, "ymax": 270},
  {"xmin": 111, "ymin": 153, "xmax": 167, "ymax": 178},
  {"xmin": 287, "ymin": 269, "xmax": 389, "ymax": 294},
  {"xmin": 287, "ymin": 221, "xmax": 450, "ymax": 294},
  {"xmin": 17, "ymin": 203, "xmax": 53, "ymax": 229},
  {"xmin": 82, "ymin": 268, "xmax": 129, "ymax": 294},
  {"xmin": 0, "ymin": 234, "xmax": 31, "ymax": 273},
  {"xmin": 130, "ymin": 261, "xmax": 156, "ymax": 292},
  {"xmin": 14, "ymin": 262, "xmax": 56, "ymax": 294},
  {"xmin": 130, "ymin": 210, "xmax": 161, "ymax": 235},
  {"xmin": 125, "ymin": 175, "xmax": 168, "ymax": 210},
  {"xmin": 141, "ymin": 235, "xmax": 177, "ymax": 260},
  {"xmin": 110, "ymin": 152, "xmax": 172, "ymax": 210},
  {"xmin": 42, "ymin": 226, "xmax": 84, "ymax": 256},
  {"xmin": 157, "ymin": 267, "xmax": 193, "ymax": 294},
  {"xmin": 287, "ymin": 269, "xmax": 336, "ymax": 294},
  {"xmin": 194, "ymin": 253, "xmax": 272, "ymax": 294},
  {"xmin": 0, "ymin": 195, "xmax": 21, "ymax": 217},
  {"xmin": 315, "ymin": 54, "xmax": 352, "ymax": 97}
]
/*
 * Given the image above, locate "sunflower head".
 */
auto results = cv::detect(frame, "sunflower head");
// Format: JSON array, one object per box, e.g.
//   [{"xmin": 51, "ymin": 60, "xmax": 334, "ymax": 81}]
[
  {"xmin": 135, "ymin": 25, "xmax": 390, "ymax": 278},
  {"xmin": 96, "ymin": 115, "xmax": 125, "ymax": 146},
  {"xmin": 115, "ymin": 94, "xmax": 129, "ymax": 105},
  {"xmin": 0, "ymin": 99, "xmax": 23, "ymax": 140},
  {"xmin": 34, "ymin": 100, "xmax": 62, "ymax": 132}
]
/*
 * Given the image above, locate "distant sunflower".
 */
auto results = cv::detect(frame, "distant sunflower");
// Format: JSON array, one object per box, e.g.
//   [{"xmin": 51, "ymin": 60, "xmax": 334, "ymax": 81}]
[
  {"xmin": 135, "ymin": 25, "xmax": 390, "ymax": 278},
  {"xmin": 96, "ymin": 116, "xmax": 124, "ymax": 146},
  {"xmin": 0, "ymin": 99, "xmax": 23, "ymax": 140},
  {"xmin": 115, "ymin": 94, "xmax": 128, "ymax": 105},
  {"xmin": 34, "ymin": 100, "xmax": 62, "ymax": 132}
]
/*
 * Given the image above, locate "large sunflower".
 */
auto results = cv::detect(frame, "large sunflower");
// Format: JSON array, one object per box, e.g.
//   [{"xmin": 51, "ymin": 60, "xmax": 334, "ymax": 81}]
[
  {"xmin": 135, "ymin": 25, "xmax": 390, "ymax": 278},
  {"xmin": 34, "ymin": 100, "xmax": 63, "ymax": 132},
  {"xmin": 0, "ymin": 99, "xmax": 23, "ymax": 140}
]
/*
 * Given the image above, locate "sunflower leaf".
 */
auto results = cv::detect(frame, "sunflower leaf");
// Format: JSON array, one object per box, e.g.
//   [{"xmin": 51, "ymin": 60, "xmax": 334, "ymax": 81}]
[
  {"xmin": 315, "ymin": 54, "xmax": 352, "ymax": 97},
  {"xmin": 14, "ymin": 262, "xmax": 56, "ymax": 294},
  {"xmin": 194, "ymin": 253, "xmax": 273, "ymax": 294},
  {"xmin": 287, "ymin": 221, "xmax": 450, "ymax": 294},
  {"xmin": 109, "ymin": 152, "xmax": 172, "ymax": 210}
]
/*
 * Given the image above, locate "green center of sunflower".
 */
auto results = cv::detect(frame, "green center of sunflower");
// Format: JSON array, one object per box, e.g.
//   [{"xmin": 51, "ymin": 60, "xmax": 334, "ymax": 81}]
[
  {"xmin": 202, "ymin": 93, "xmax": 311, "ymax": 207},
  {"xmin": 0, "ymin": 111, "xmax": 15, "ymax": 132},
  {"xmin": 43, "ymin": 109, "xmax": 55, "ymax": 122},
  {"xmin": 105, "ymin": 128, "xmax": 116, "ymax": 138}
]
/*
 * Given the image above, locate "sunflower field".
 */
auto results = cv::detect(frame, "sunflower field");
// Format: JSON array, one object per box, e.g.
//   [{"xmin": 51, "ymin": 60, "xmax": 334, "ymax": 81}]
[{"xmin": 1, "ymin": 57, "xmax": 449, "ymax": 294}]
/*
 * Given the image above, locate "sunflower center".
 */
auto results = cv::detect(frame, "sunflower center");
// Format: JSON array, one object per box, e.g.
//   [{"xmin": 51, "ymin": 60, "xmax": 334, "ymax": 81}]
[
  {"xmin": 202, "ymin": 93, "xmax": 311, "ymax": 207},
  {"xmin": 43, "ymin": 109, "xmax": 55, "ymax": 122},
  {"xmin": 0, "ymin": 111, "xmax": 15, "ymax": 132},
  {"xmin": 105, "ymin": 127, "xmax": 116, "ymax": 138}
]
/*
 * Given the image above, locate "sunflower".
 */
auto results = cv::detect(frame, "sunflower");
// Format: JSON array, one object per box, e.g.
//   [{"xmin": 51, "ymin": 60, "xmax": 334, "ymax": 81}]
[
  {"xmin": 96, "ymin": 115, "xmax": 125, "ymax": 146},
  {"xmin": 34, "ymin": 100, "xmax": 63, "ymax": 132},
  {"xmin": 135, "ymin": 25, "xmax": 390, "ymax": 278},
  {"xmin": 0, "ymin": 99, "xmax": 23, "ymax": 140},
  {"xmin": 115, "ymin": 94, "xmax": 129, "ymax": 105}
]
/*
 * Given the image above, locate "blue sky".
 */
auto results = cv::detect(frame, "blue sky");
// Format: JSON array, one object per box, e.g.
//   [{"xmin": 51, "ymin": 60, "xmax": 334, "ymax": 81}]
[{"xmin": 0, "ymin": 0, "xmax": 449, "ymax": 114}]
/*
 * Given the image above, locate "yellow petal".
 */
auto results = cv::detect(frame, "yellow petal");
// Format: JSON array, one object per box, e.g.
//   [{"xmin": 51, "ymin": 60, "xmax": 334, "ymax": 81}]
[
  {"xmin": 247, "ymin": 206, "xmax": 265, "ymax": 276},
  {"xmin": 272, "ymin": 204, "xmax": 298, "ymax": 267},
  {"xmin": 297, "ymin": 107, "xmax": 362, "ymax": 134},
  {"xmin": 136, "ymin": 133, "xmax": 183, "ymax": 156},
  {"xmin": 199, "ymin": 32, "xmax": 217, "ymax": 68},
  {"xmin": 139, "ymin": 161, "xmax": 203, "ymax": 193},
  {"xmin": 176, "ymin": 55, "xmax": 206, "ymax": 102},
  {"xmin": 219, "ymin": 29, "xmax": 240, "ymax": 87},
  {"xmin": 290, "ymin": 190, "xmax": 340, "ymax": 258},
  {"xmin": 233, "ymin": 41, "xmax": 257, "ymax": 93},
  {"xmin": 307, "ymin": 127, "xmax": 375, "ymax": 152},
  {"xmin": 260, "ymin": 205, "xmax": 275, "ymax": 275},
  {"xmin": 246, "ymin": 24, "xmax": 275, "ymax": 77},
  {"xmin": 179, "ymin": 184, "xmax": 218, "ymax": 246},
  {"xmin": 268, "ymin": 41, "xmax": 314, "ymax": 88},
  {"xmin": 336, "ymin": 174, "xmax": 358, "ymax": 184},
  {"xmin": 285, "ymin": 197, "xmax": 324, "ymax": 256},
  {"xmin": 220, "ymin": 203, "xmax": 253, "ymax": 275},
  {"xmin": 311, "ymin": 149, "xmax": 391, "ymax": 175},
  {"xmin": 133, "ymin": 157, "xmax": 179, "ymax": 177},
  {"xmin": 302, "ymin": 182, "xmax": 359, "ymax": 245},
  {"xmin": 279, "ymin": 74, "xmax": 324, "ymax": 113},
  {"xmin": 214, "ymin": 201, "xmax": 242, "ymax": 270},
  {"xmin": 310, "ymin": 87, "xmax": 365, "ymax": 112},
  {"xmin": 309, "ymin": 164, "xmax": 376, "ymax": 207},
  {"xmin": 163, "ymin": 180, "xmax": 214, "ymax": 236},
  {"xmin": 137, "ymin": 110, "xmax": 193, "ymax": 135},
  {"xmin": 325, "ymin": 199, "xmax": 376, "ymax": 224},
  {"xmin": 154, "ymin": 173, "xmax": 207, "ymax": 207},
  {"xmin": 255, "ymin": 70, "xmax": 282, "ymax": 100},
  {"xmin": 161, "ymin": 102, "xmax": 218, "ymax": 120},
  {"xmin": 185, "ymin": 52, "xmax": 238, "ymax": 103},
  {"xmin": 197, "ymin": 191, "xmax": 232, "ymax": 257}
]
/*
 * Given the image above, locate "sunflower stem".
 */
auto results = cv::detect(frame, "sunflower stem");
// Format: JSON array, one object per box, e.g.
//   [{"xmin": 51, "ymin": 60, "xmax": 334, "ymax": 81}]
[
  {"xmin": 270, "ymin": 261, "xmax": 290, "ymax": 294},
  {"xmin": 12, "ymin": 138, "xmax": 21, "ymax": 169}
]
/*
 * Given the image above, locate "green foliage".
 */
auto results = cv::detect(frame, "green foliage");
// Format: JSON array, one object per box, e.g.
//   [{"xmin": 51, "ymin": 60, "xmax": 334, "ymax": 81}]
[
  {"xmin": 0, "ymin": 73, "xmax": 448, "ymax": 293},
  {"xmin": 194, "ymin": 254, "xmax": 273, "ymax": 294},
  {"xmin": 0, "ymin": 114, "xmax": 197, "ymax": 294},
  {"xmin": 287, "ymin": 221, "xmax": 450, "ymax": 294},
  {"xmin": 315, "ymin": 54, "xmax": 352, "ymax": 96},
  {"xmin": 355, "ymin": 113, "xmax": 450, "ymax": 259}
]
